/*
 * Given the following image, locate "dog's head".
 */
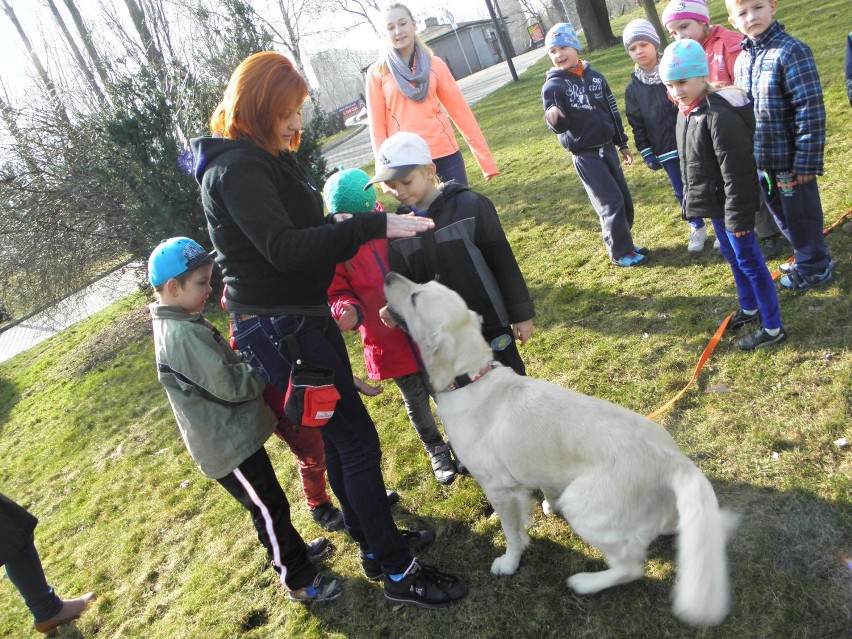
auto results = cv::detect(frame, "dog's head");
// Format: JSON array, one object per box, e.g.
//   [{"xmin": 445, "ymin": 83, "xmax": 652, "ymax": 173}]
[{"xmin": 384, "ymin": 273, "xmax": 493, "ymax": 391}]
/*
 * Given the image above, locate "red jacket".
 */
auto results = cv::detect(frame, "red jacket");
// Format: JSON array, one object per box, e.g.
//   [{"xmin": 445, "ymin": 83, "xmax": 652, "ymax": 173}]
[
  {"xmin": 328, "ymin": 237, "xmax": 422, "ymax": 381},
  {"xmin": 703, "ymin": 25, "xmax": 743, "ymax": 87}
]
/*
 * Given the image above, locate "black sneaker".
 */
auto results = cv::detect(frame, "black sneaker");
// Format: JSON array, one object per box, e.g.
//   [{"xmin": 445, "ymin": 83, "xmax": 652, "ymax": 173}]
[
  {"xmin": 361, "ymin": 529, "xmax": 436, "ymax": 580},
  {"xmin": 386, "ymin": 489, "xmax": 400, "ymax": 506},
  {"xmin": 738, "ymin": 327, "xmax": 788, "ymax": 351},
  {"xmin": 306, "ymin": 537, "xmax": 330, "ymax": 559},
  {"xmin": 311, "ymin": 502, "xmax": 345, "ymax": 532},
  {"xmin": 761, "ymin": 233, "xmax": 787, "ymax": 259},
  {"xmin": 727, "ymin": 309, "xmax": 759, "ymax": 331},
  {"xmin": 383, "ymin": 559, "xmax": 468, "ymax": 608}
]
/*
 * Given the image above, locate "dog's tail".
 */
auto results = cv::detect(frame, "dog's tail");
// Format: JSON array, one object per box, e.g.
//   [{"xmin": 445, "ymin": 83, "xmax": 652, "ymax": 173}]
[{"xmin": 670, "ymin": 464, "xmax": 740, "ymax": 627}]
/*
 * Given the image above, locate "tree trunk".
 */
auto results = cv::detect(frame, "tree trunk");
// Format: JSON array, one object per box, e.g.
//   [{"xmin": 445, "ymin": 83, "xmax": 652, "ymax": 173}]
[
  {"xmin": 0, "ymin": 91, "xmax": 41, "ymax": 176},
  {"xmin": 574, "ymin": 0, "xmax": 619, "ymax": 51},
  {"xmin": 62, "ymin": 0, "xmax": 112, "ymax": 90},
  {"xmin": 123, "ymin": 0, "xmax": 168, "ymax": 80},
  {"xmin": 0, "ymin": 0, "xmax": 71, "ymax": 125},
  {"xmin": 45, "ymin": 0, "xmax": 110, "ymax": 106},
  {"xmin": 641, "ymin": 0, "xmax": 669, "ymax": 48}
]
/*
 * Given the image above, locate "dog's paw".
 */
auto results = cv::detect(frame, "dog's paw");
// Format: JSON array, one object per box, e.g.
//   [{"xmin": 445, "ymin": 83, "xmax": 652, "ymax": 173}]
[
  {"xmin": 490, "ymin": 554, "xmax": 520, "ymax": 576},
  {"xmin": 567, "ymin": 572, "xmax": 602, "ymax": 595},
  {"xmin": 542, "ymin": 499, "xmax": 554, "ymax": 516}
]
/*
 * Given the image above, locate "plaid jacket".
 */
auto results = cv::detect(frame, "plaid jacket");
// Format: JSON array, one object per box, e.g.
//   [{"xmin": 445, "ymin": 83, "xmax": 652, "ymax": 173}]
[{"xmin": 734, "ymin": 21, "xmax": 825, "ymax": 174}]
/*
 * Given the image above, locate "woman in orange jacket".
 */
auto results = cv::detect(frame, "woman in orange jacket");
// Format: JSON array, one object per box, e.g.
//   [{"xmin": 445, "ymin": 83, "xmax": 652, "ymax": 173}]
[{"xmin": 366, "ymin": 3, "xmax": 498, "ymax": 186}]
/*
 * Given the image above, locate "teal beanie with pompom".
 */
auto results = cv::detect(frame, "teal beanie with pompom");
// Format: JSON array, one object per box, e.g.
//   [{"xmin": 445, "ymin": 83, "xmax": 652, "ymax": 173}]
[{"xmin": 322, "ymin": 166, "xmax": 377, "ymax": 214}]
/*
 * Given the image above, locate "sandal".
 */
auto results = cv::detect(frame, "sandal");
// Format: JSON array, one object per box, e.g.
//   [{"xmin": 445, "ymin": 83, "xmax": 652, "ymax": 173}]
[{"xmin": 779, "ymin": 266, "xmax": 833, "ymax": 291}]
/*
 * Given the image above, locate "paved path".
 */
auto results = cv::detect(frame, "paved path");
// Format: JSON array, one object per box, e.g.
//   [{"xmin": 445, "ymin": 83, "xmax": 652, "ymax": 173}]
[
  {"xmin": 0, "ymin": 263, "xmax": 146, "ymax": 363},
  {"xmin": 0, "ymin": 48, "xmax": 548, "ymax": 364},
  {"xmin": 323, "ymin": 47, "xmax": 548, "ymax": 170}
]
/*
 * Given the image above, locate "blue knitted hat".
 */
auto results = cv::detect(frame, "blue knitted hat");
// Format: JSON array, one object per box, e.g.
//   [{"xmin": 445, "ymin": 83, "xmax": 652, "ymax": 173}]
[
  {"xmin": 659, "ymin": 39, "xmax": 709, "ymax": 81},
  {"xmin": 545, "ymin": 22, "xmax": 582, "ymax": 51},
  {"xmin": 323, "ymin": 167, "xmax": 377, "ymax": 214}
]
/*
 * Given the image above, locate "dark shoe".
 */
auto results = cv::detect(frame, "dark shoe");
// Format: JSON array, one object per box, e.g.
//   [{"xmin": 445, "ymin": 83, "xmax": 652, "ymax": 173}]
[
  {"xmin": 727, "ymin": 309, "xmax": 759, "ymax": 331},
  {"xmin": 761, "ymin": 233, "xmax": 786, "ymax": 259},
  {"xmin": 287, "ymin": 573, "xmax": 343, "ymax": 603},
  {"xmin": 306, "ymin": 537, "xmax": 330, "ymax": 559},
  {"xmin": 779, "ymin": 266, "xmax": 833, "ymax": 291},
  {"xmin": 633, "ymin": 245, "xmax": 650, "ymax": 255},
  {"xmin": 448, "ymin": 443, "xmax": 470, "ymax": 475},
  {"xmin": 311, "ymin": 502, "xmax": 345, "ymax": 532},
  {"xmin": 361, "ymin": 529, "xmax": 436, "ymax": 580},
  {"xmin": 779, "ymin": 259, "xmax": 835, "ymax": 275},
  {"xmin": 738, "ymin": 327, "xmax": 788, "ymax": 351},
  {"xmin": 383, "ymin": 559, "xmax": 468, "ymax": 608},
  {"xmin": 34, "ymin": 593, "xmax": 96, "ymax": 634},
  {"xmin": 386, "ymin": 489, "xmax": 400, "ymax": 506},
  {"xmin": 428, "ymin": 443, "xmax": 457, "ymax": 485}
]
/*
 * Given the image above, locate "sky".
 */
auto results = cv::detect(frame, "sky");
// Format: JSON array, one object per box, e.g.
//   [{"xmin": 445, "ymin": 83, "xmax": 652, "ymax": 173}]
[{"xmin": 0, "ymin": 0, "xmax": 496, "ymax": 97}]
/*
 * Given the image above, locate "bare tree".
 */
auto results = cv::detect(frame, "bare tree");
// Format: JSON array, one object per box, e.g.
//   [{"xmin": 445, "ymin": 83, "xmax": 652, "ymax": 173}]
[
  {"xmin": 574, "ymin": 0, "xmax": 618, "ymax": 50},
  {"xmin": 43, "ymin": 0, "xmax": 111, "ymax": 106},
  {"xmin": 0, "ymin": 0, "xmax": 71, "ymax": 125},
  {"xmin": 62, "ymin": 0, "xmax": 113, "ymax": 90},
  {"xmin": 639, "ymin": 0, "xmax": 668, "ymax": 47},
  {"xmin": 326, "ymin": 0, "xmax": 381, "ymax": 39}
]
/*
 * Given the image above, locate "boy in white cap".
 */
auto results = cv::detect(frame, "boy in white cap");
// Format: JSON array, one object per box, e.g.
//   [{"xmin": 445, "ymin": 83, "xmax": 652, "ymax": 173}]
[
  {"xmin": 622, "ymin": 18, "xmax": 707, "ymax": 252},
  {"xmin": 368, "ymin": 132, "xmax": 535, "ymax": 378},
  {"xmin": 147, "ymin": 237, "xmax": 342, "ymax": 603},
  {"xmin": 541, "ymin": 22, "xmax": 647, "ymax": 267}
]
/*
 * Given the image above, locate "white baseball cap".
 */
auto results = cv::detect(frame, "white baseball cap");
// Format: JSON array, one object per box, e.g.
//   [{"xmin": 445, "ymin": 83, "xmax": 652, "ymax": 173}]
[{"xmin": 365, "ymin": 132, "xmax": 433, "ymax": 188}]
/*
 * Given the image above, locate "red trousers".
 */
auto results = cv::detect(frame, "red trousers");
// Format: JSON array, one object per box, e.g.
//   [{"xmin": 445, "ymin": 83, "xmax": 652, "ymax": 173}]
[{"xmin": 263, "ymin": 385, "xmax": 331, "ymax": 510}]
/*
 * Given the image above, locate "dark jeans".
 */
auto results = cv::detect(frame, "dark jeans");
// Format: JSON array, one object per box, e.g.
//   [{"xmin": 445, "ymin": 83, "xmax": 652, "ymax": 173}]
[
  {"xmin": 662, "ymin": 159, "xmax": 704, "ymax": 230},
  {"xmin": 217, "ymin": 446, "xmax": 315, "ymax": 591},
  {"xmin": 758, "ymin": 169, "xmax": 830, "ymax": 274},
  {"xmin": 4, "ymin": 538, "xmax": 63, "ymax": 622},
  {"xmin": 712, "ymin": 219, "xmax": 782, "ymax": 330},
  {"xmin": 433, "ymin": 150, "xmax": 468, "ymax": 186},
  {"xmin": 232, "ymin": 313, "xmax": 411, "ymax": 574}
]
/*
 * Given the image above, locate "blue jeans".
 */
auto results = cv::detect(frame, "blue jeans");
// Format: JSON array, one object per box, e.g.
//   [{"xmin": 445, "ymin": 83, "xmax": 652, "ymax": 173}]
[
  {"xmin": 232, "ymin": 313, "xmax": 411, "ymax": 574},
  {"xmin": 4, "ymin": 538, "xmax": 63, "ymax": 622},
  {"xmin": 758, "ymin": 169, "xmax": 830, "ymax": 274},
  {"xmin": 711, "ymin": 219, "xmax": 782, "ymax": 330},
  {"xmin": 433, "ymin": 150, "xmax": 468, "ymax": 186}
]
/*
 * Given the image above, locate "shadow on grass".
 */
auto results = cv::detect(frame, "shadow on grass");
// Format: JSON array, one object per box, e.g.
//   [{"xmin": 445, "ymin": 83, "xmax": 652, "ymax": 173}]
[
  {"xmin": 290, "ymin": 479, "xmax": 850, "ymax": 639},
  {"xmin": 0, "ymin": 375, "xmax": 18, "ymax": 433}
]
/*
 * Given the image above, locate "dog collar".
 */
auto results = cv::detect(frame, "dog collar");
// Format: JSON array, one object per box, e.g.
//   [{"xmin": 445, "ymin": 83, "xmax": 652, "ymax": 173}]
[{"xmin": 439, "ymin": 362, "xmax": 500, "ymax": 393}]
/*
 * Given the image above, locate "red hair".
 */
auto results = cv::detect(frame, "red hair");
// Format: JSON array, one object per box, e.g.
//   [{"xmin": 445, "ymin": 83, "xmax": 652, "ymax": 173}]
[{"xmin": 210, "ymin": 52, "xmax": 309, "ymax": 155}]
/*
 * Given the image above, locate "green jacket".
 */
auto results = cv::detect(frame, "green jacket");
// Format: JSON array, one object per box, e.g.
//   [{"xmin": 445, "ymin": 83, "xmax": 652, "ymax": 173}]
[{"xmin": 149, "ymin": 303, "xmax": 276, "ymax": 479}]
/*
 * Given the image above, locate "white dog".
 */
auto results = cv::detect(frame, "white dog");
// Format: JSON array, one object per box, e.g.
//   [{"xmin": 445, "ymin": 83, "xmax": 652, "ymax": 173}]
[{"xmin": 384, "ymin": 273, "xmax": 739, "ymax": 627}]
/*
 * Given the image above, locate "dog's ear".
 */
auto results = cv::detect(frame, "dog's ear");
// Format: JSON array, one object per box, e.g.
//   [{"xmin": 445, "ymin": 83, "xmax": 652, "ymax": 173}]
[{"xmin": 418, "ymin": 327, "xmax": 446, "ymax": 361}]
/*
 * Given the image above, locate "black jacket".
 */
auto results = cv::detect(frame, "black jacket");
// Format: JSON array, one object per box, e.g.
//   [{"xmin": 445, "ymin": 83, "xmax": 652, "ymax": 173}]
[
  {"xmin": 191, "ymin": 137, "xmax": 386, "ymax": 310},
  {"xmin": 388, "ymin": 182, "xmax": 534, "ymax": 332},
  {"xmin": 624, "ymin": 75, "xmax": 678, "ymax": 157},
  {"xmin": 0, "ymin": 492, "xmax": 38, "ymax": 566},
  {"xmin": 541, "ymin": 63, "xmax": 629, "ymax": 153},
  {"xmin": 677, "ymin": 90, "xmax": 760, "ymax": 232}
]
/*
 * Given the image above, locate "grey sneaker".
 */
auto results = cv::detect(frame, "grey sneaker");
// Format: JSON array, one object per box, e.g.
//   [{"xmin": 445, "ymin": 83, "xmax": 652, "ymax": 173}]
[
  {"xmin": 287, "ymin": 573, "xmax": 343, "ymax": 603},
  {"xmin": 428, "ymin": 443, "xmax": 457, "ymax": 485},
  {"xmin": 738, "ymin": 327, "xmax": 788, "ymax": 351}
]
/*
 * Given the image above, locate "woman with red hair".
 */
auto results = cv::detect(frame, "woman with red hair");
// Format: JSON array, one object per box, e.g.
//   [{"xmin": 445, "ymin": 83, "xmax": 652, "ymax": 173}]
[{"xmin": 191, "ymin": 52, "xmax": 467, "ymax": 608}]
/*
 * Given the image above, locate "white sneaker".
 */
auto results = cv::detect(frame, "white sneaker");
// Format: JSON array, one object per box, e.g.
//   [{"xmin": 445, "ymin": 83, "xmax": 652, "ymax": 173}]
[
  {"xmin": 713, "ymin": 237, "xmax": 720, "ymax": 250},
  {"xmin": 687, "ymin": 225, "xmax": 707, "ymax": 252}
]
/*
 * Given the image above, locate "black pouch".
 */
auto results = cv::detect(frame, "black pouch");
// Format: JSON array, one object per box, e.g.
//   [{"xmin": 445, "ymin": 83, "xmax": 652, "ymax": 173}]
[{"xmin": 283, "ymin": 335, "xmax": 341, "ymax": 427}]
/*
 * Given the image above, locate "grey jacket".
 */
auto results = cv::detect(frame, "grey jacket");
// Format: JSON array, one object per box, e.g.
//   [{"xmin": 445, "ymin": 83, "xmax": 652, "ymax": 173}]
[{"xmin": 149, "ymin": 303, "xmax": 276, "ymax": 479}]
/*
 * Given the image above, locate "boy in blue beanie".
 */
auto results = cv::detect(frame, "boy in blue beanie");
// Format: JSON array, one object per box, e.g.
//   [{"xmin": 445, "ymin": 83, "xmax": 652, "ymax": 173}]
[{"xmin": 541, "ymin": 22, "xmax": 648, "ymax": 267}]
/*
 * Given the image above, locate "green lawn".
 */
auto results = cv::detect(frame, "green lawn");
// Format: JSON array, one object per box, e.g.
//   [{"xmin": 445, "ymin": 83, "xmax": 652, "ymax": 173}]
[{"xmin": 1, "ymin": 1, "xmax": 850, "ymax": 637}]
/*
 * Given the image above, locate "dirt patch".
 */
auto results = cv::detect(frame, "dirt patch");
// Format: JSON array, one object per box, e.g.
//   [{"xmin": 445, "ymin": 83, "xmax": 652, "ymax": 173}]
[{"xmin": 64, "ymin": 304, "xmax": 152, "ymax": 375}]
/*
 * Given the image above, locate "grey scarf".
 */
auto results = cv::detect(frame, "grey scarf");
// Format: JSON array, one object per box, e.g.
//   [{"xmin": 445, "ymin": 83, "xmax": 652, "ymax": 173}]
[
  {"xmin": 387, "ymin": 43, "xmax": 431, "ymax": 102},
  {"xmin": 635, "ymin": 54, "xmax": 663, "ymax": 86}
]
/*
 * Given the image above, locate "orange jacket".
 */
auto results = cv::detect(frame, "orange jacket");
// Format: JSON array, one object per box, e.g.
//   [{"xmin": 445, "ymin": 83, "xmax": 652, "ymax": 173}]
[
  {"xmin": 703, "ymin": 25, "xmax": 743, "ymax": 87},
  {"xmin": 366, "ymin": 55, "xmax": 499, "ymax": 179}
]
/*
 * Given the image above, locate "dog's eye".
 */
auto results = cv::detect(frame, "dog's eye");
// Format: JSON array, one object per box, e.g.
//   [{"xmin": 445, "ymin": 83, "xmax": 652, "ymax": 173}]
[{"xmin": 410, "ymin": 291, "xmax": 420, "ymax": 307}]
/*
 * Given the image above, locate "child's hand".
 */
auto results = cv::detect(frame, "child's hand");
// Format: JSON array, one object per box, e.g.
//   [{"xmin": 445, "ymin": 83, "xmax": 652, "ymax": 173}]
[
  {"xmin": 545, "ymin": 105, "xmax": 565, "ymax": 128},
  {"xmin": 795, "ymin": 174, "xmax": 816, "ymax": 184},
  {"xmin": 336, "ymin": 304, "xmax": 359, "ymax": 331},
  {"xmin": 620, "ymin": 148, "xmax": 634, "ymax": 166},
  {"xmin": 513, "ymin": 319, "xmax": 534, "ymax": 346},
  {"xmin": 379, "ymin": 305, "xmax": 397, "ymax": 328}
]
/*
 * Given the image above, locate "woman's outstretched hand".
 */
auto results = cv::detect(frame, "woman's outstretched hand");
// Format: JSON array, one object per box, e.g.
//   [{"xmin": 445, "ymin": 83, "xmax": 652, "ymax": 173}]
[{"xmin": 385, "ymin": 213, "xmax": 434, "ymax": 237}]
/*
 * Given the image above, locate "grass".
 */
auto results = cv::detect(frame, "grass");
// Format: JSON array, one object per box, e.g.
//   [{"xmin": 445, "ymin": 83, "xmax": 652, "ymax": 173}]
[{"xmin": 2, "ymin": 2, "xmax": 851, "ymax": 637}]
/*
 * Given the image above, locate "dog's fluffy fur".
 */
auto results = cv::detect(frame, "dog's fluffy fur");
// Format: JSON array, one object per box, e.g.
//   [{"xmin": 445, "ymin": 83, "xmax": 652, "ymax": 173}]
[{"xmin": 385, "ymin": 273, "xmax": 739, "ymax": 627}]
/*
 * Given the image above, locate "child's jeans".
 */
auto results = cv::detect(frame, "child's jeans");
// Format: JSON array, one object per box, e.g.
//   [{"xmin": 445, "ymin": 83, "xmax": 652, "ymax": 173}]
[
  {"xmin": 3, "ymin": 539, "xmax": 63, "ymax": 622},
  {"xmin": 661, "ymin": 159, "xmax": 704, "ymax": 230},
  {"xmin": 758, "ymin": 169, "xmax": 831, "ymax": 274},
  {"xmin": 393, "ymin": 371, "xmax": 443, "ymax": 451},
  {"xmin": 217, "ymin": 446, "xmax": 316, "ymax": 591},
  {"xmin": 712, "ymin": 219, "xmax": 782, "ymax": 330},
  {"xmin": 231, "ymin": 313, "xmax": 411, "ymax": 575},
  {"xmin": 572, "ymin": 144, "xmax": 636, "ymax": 259}
]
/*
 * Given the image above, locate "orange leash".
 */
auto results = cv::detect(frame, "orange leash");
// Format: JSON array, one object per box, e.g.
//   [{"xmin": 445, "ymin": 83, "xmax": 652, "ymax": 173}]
[{"xmin": 647, "ymin": 208, "xmax": 850, "ymax": 421}]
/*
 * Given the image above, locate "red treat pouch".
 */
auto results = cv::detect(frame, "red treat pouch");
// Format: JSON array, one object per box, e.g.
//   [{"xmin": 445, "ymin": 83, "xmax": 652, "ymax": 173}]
[{"xmin": 284, "ymin": 362, "xmax": 341, "ymax": 427}]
